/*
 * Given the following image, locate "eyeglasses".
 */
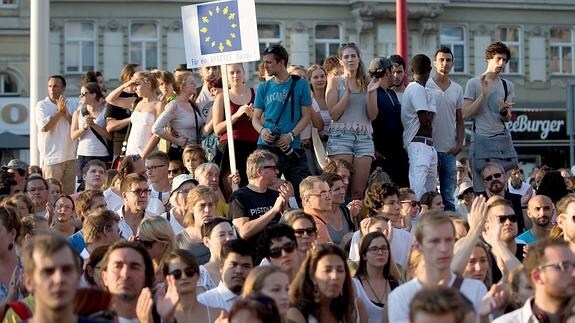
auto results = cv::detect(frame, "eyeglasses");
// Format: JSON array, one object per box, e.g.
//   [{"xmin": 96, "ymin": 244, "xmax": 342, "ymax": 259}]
[
  {"xmin": 401, "ymin": 200, "xmax": 419, "ymax": 207},
  {"xmin": 383, "ymin": 200, "xmax": 400, "ymax": 206},
  {"xmin": 136, "ymin": 237, "xmax": 156, "ymax": 249},
  {"xmin": 169, "ymin": 267, "xmax": 198, "ymax": 280},
  {"xmin": 293, "ymin": 227, "xmax": 317, "ymax": 237},
  {"xmin": 496, "ymin": 214, "xmax": 518, "ymax": 224},
  {"xmin": 261, "ymin": 165, "xmax": 277, "ymax": 170},
  {"xmin": 538, "ymin": 261, "xmax": 575, "ymax": 273},
  {"xmin": 146, "ymin": 164, "xmax": 167, "ymax": 171},
  {"xmin": 308, "ymin": 191, "xmax": 332, "ymax": 199},
  {"xmin": 484, "ymin": 173, "xmax": 503, "ymax": 181},
  {"xmin": 367, "ymin": 246, "xmax": 389, "ymax": 254},
  {"xmin": 269, "ymin": 241, "xmax": 297, "ymax": 259},
  {"xmin": 129, "ymin": 188, "xmax": 151, "ymax": 196},
  {"xmin": 79, "ymin": 92, "xmax": 91, "ymax": 97}
]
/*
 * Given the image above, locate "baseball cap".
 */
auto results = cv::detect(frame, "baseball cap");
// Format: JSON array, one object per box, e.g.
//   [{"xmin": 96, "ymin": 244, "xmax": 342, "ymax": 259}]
[
  {"xmin": 368, "ymin": 57, "xmax": 392, "ymax": 75},
  {"xmin": 170, "ymin": 174, "xmax": 197, "ymax": 195},
  {"xmin": 2, "ymin": 159, "xmax": 28, "ymax": 171}
]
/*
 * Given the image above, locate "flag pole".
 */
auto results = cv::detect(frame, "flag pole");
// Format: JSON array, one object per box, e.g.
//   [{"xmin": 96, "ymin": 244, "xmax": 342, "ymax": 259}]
[{"xmin": 220, "ymin": 64, "xmax": 239, "ymax": 191}]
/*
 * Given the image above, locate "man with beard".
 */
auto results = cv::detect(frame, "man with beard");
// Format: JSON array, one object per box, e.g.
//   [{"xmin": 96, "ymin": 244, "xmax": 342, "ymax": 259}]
[
  {"xmin": 390, "ymin": 54, "xmax": 406, "ymax": 101},
  {"xmin": 493, "ymin": 239, "xmax": 575, "ymax": 322},
  {"xmin": 516, "ymin": 195, "xmax": 554, "ymax": 245},
  {"xmin": 100, "ymin": 240, "xmax": 155, "ymax": 322},
  {"xmin": 257, "ymin": 224, "xmax": 300, "ymax": 279},
  {"xmin": 198, "ymin": 239, "xmax": 255, "ymax": 311},
  {"xmin": 21, "ymin": 234, "xmax": 83, "ymax": 323},
  {"xmin": 483, "ymin": 197, "xmax": 525, "ymax": 284},
  {"xmin": 482, "ymin": 162, "xmax": 525, "ymax": 233}
]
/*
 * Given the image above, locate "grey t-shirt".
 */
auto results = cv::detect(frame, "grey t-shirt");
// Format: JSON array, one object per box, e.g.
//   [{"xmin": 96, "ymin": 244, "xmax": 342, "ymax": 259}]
[
  {"xmin": 428, "ymin": 78, "xmax": 464, "ymax": 153},
  {"xmin": 464, "ymin": 76, "xmax": 514, "ymax": 137}
]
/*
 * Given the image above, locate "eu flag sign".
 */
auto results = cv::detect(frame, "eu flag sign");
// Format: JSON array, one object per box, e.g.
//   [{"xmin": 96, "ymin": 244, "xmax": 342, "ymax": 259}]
[
  {"xmin": 181, "ymin": 0, "xmax": 259, "ymax": 68},
  {"xmin": 197, "ymin": 0, "xmax": 242, "ymax": 55}
]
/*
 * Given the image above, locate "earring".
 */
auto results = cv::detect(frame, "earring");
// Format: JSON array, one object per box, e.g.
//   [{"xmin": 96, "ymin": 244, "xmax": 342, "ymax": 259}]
[
  {"xmin": 313, "ymin": 283, "xmax": 321, "ymax": 303},
  {"xmin": 8, "ymin": 242, "xmax": 13, "ymax": 251}
]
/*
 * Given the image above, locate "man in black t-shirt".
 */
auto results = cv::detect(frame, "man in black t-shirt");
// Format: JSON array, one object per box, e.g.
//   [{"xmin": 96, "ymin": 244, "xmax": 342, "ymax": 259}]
[{"xmin": 228, "ymin": 149, "xmax": 288, "ymax": 247}]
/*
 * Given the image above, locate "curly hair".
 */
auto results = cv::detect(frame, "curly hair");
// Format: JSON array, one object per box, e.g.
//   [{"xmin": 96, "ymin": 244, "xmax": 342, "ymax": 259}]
[
  {"xmin": 485, "ymin": 41, "xmax": 511, "ymax": 62},
  {"xmin": 364, "ymin": 182, "xmax": 399, "ymax": 214}
]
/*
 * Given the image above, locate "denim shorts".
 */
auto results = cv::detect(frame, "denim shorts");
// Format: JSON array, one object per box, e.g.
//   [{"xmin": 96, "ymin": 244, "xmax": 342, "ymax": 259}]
[{"xmin": 326, "ymin": 129, "xmax": 374, "ymax": 158}]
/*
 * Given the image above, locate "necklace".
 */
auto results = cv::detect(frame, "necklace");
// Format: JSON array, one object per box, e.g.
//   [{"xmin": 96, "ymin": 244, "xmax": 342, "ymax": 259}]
[{"xmin": 362, "ymin": 277, "xmax": 387, "ymax": 304}]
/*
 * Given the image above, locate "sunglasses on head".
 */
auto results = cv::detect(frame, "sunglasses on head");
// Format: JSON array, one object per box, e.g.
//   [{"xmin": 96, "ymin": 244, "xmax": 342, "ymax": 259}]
[
  {"xmin": 484, "ymin": 172, "xmax": 503, "ymax": 181},
  {"xmin": 269, "ymin": 241, "xmax": 297, "ymax": 259},
  {"xmin": 497, "ymin": 214, "xmax": 518, "ymax": 224},
  {"xmin": 169, "ymin": 267, "xmax": 197, "ymax": 280},
  {"xmin": 340, "ymin": 42, "xmax": 357, "ymax": 48},
  {"xmin": 293, "ymin": 227, "xmax": 317, "ymax": 237}
]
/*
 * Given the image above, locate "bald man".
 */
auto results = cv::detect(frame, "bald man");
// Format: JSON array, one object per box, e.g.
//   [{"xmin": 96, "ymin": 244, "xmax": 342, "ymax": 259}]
[{"xmin": 516, "ymin": 195, "xmax": 554, "ymax": 245}]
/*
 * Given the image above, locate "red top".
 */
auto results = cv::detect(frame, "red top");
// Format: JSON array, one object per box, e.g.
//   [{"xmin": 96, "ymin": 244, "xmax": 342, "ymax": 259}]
[{"xmin": 220, "ymin": 88, "xmax": 259, "ymax": 142}]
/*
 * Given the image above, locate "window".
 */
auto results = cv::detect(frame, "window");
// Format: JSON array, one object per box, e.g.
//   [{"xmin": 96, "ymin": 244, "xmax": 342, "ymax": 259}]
[
  {"xmin": 315, "ymin": 24, "xmax": 341, "ymax": 64},
  {"xmin": 495, "ymin": 26, "xmax": 522, "ymax": 74},
  {"xmin": 0, "ymin": 0, "xmax": 18, "ymax": 8},
  {"xmin": 65, "ymin": 21, "xmax": 96, "ymax": 74},
  {"xmin": 248, "ymin": 23, "xmax": 282, "ymax": 77},
  {"xmin": 0, "ymin": 73, "xmax": 18, "ymax": 96},
  {"xmin": 130, "ymin": 22, "xmax": 159, "ymax": 70},
  {"xmin": 550, "ymin": 27, "xmax": 573, "ymax": 74},
  {"xmin": 440, "ymin": 25, "xmax": 466, "ymax": 73}
]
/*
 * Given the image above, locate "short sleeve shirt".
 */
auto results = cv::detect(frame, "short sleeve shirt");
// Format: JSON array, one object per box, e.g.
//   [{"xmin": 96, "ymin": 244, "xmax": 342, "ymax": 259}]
[{"xmin": 400, "ymin": 82, "xmax": 437, "ymax": 147}]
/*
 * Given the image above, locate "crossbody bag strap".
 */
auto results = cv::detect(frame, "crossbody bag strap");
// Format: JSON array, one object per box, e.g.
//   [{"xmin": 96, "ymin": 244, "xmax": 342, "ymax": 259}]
[
  {"xmin": 90, "ymin": 126, "xmax": 112, "ymax": 156},
  {"xmin": 502, "ymin": 78, "xmax": 508, "ymax": 102},
  {"xmin": 273, "ymin": 75, "xmax": 300, "ymax": 127}
]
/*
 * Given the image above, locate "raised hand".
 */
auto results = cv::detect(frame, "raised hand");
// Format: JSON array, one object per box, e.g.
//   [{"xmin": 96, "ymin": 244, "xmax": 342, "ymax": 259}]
[{"xmin": 156, "ymin": 275, "xmax": 180, "ymax": 319}]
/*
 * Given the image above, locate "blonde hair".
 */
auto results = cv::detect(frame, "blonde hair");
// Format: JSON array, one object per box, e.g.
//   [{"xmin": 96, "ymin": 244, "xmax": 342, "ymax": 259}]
[
  {"xmin": 133, "ymin": 71, "xmax": 158, "ymax": 90},
  {"xmin": 246, "ymin": 149, "xmax": 278, "ymax": 180},
  {"xmin": 184, "ymin": 185, "xmax": 216, "ymax": 227},
  {"xmin": 137, "ymin": 216, "xmax": 176, "ymax": 270}
]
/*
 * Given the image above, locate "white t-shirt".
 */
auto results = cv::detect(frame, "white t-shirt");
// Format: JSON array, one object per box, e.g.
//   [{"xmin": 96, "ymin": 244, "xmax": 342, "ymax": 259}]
[
  {"xmin": 400, "ymin": 82, "xmax": 437, "ymax": 148},
  {"xmin": 35, "ymin": 97, "xmax": 77, "ymax": 166},
  {"xmin": 352, "ymin": 278, "xmax": 384, "ymax": 323},
  {"xmin": 348, "ymin": 228, "xmax": 413, "ymax": 270},
  {"xmin": 387, "ymin": 274, "xmax": 487, "ymax": 323},
  {"xmin": 104, "ymin": 188, "xmax": 123, "ymax": 212},
  {"xmin": 507, "ymin": 181, "xmax": 531, "ymax": 196},
  {"xmin": 160, "ymin": 208, "xmax": 186, "ymax": 235},
  {"xmin": 427, "ymin": 78, "xmax": 463, "ymax": 153}
]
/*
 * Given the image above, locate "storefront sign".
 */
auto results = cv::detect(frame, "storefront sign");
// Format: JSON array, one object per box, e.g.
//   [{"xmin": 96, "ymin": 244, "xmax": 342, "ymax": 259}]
[{"xmin": 506, "ymin": 109, "xmax": 567, "ymax": 142}]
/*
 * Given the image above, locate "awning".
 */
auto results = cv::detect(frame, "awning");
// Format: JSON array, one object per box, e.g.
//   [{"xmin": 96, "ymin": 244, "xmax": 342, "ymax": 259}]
[{"xmin": 0, "ymin": 132, "xmax": 29, "ymax": 149}]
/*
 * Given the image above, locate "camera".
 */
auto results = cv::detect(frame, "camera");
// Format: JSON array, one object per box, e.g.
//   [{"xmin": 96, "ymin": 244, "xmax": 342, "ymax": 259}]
[{"xmin": 370, "ymin": 69, "xmax": 385, "ymax": 79}]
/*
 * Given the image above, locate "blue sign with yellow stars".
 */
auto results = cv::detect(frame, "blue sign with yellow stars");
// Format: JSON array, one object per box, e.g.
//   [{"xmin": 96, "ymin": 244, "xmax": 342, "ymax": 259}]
[{"xmin": 197, "ymin": 0, "xmax": 242, "ymax": 55}]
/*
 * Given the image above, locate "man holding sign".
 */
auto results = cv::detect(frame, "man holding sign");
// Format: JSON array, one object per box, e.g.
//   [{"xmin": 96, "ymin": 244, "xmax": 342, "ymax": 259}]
[{"xmin": 252, "ymin": 44, "xmax": 312, "ymax": 202}]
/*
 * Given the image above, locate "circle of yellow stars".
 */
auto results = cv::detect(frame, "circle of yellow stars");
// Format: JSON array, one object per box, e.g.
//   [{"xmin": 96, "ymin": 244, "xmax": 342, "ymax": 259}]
[{"xmin": 199, "ymin": 5, "xmax": 238, "ymax": 53}]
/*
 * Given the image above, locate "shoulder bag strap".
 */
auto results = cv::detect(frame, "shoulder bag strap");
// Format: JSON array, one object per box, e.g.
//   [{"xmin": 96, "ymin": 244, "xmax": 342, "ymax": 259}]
[
  {"xmin": 273, "ymin": 75, "xmax": 299, "ymax": 127},
  {"xmin": 451, "ymin": 272, "xmax": 464, "ymax": 290},
  {"xmin": 90, "ymin": 126, "xmax": 112, "ymax": 156},
  {"xmin": 188, "ymin": 99, "xmax": 202, "ymax": 145},
  {"xmin": 502, "ymin": 79, "xmax": 508, "ymax": 102}
]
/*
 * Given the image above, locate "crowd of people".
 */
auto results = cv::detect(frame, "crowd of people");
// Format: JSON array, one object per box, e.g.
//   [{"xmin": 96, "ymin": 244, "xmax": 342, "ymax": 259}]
[{"xmin": 0, "ymin": 40, "xmax": 575, "ymax": 323}]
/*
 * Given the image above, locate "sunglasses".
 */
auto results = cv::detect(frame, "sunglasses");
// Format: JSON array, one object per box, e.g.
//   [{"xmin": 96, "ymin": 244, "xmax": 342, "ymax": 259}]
[
  {"xmin": 169, "ymin": 267, "xmax": 197, "ymax": 280},
  {"xmin": 484, "ymin": 172, "xmax": 503, "ymax": 181},
  {"xmin": 496, "ymin": 214, "xmax": 518, "ymax": 224},
  {"xmin": 293, "ymin": 227, "xmax": 317, "ymax": 237},
  {"xmin": 136, "ymin": 237, "xmax": 156, "ymax": 249},
  {"xmin": 340, "ymin": 42, "xmax": 357, "ymax": 48},
  {"xmin": 401, "ymin": 200, "xmax": 419, "ymax": 207},
  {"xmin": 269, "ymin": 241, "xmax": 297, "ymax": 259}
]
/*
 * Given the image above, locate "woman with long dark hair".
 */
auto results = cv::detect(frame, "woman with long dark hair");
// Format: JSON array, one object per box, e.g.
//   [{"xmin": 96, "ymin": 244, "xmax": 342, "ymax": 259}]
[
  {"xmin": 287, "ymin": 244, "xmax": 367, "ymax": 323},
  {"xmin": 353, "ymin": 231, "xmax": 399, "ymax": 323}
]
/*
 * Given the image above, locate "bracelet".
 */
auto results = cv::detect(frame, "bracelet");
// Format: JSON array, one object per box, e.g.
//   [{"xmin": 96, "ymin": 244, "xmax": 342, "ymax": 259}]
[
  {"xmin": 289, "ymin": 131, "xmax": 295, "ymax": 142},
  {"xmin": 259, "ymin": 127, "xmax": 265, "ymax": 134}
]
